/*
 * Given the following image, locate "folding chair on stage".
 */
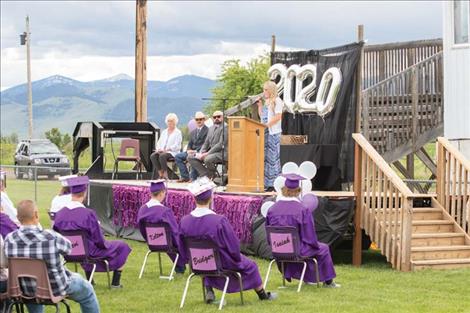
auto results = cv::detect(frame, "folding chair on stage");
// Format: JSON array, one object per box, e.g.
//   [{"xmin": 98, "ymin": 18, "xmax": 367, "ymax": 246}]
[
  {"xmin": 112, "ymin": 138, "xmax": 143, "ymax": 180},
  {"xmin": 180, "ymin": 237, "xmax": 244, "ymax": 310},
  {"xmin": 264, "ymin": 226, "xmax": 320, "ymax": 292},
  {"xmin": 7, "ymin": 257, "xmax": 71, "ymax": 313},
  {"xmin": 60, "ymin": 230, "xmax": 111, "ymax": 289},
  {"xmin": 139, "ymin": 222, "xmax": 180, "ymax": 280}
]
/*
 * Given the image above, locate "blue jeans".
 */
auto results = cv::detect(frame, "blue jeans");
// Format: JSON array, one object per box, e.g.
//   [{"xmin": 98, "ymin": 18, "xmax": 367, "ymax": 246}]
[
  {"xmin": 26, "ymin": 273, "xmax": 100, "ymax": 313},
  {"xmin": 175, "ymin": 152, "xmax": 198, "ymax": 180}
]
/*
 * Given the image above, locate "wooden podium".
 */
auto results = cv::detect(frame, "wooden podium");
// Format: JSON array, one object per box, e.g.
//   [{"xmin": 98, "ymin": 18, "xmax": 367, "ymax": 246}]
[{"xmin": 226, "ymin": 116, "xmax": 266, "ymax": 192}]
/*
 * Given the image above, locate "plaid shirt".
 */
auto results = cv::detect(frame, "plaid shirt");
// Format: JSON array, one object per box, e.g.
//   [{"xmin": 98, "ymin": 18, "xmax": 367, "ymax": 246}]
[{"xmin": 4, "ymin": 225, "xmax": 72, "ymax": 297}]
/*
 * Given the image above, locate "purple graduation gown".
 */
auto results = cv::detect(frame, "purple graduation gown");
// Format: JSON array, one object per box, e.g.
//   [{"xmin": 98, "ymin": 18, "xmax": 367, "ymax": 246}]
[
  {"xmin": 266, "ymin": 199, "xmax": 336, "ymax": 283},
  {"xmin": 0, "ymin": 212, "xmax": 18, "ymax": 238},
  {"xmin": 137, "ymin": 201, "xmax": 186, "ymax": 268},
  {"xmin": 53, "ymin": 203, "xmax": 132, "ymax": 272},
  {"xmin": 180, "ymin": 210, "xmax": 262, "ymax": 293}
]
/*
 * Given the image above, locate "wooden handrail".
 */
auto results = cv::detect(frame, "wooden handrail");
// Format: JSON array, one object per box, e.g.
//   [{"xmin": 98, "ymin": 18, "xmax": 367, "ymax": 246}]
[
  {"xmin": 352, "ymin": 133, "xmax": 414, "ymax": 198},
  {"xmin": 364, "ymin": 38, "xmax": 442, "ymax": 52},
  {"xmin": 437, "ymin": 137, "xmax": 470, "ymax": 171}
]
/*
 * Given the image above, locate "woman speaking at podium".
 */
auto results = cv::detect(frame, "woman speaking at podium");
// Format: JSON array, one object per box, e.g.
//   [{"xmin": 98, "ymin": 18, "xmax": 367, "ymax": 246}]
[{"xmin": 257, "ymin": 81, "xmax": 283, "ymax": 192}]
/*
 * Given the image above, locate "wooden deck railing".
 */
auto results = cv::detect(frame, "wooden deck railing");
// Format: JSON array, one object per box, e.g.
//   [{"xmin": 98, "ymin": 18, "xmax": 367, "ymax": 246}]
[
  {"xmin": 363, "ymin": 39, "xmax": 442, "ymax": 89},
  {"xmin": 436, "ymin": 137, "xmax": 470, "ymax": 235},
  {"xmin": 353, "ymin": 133, "xmax": 414, "ymax": 271},
  {"xmin": 361, "ymin": 51, "xmax": 443, "ymax": 162}
]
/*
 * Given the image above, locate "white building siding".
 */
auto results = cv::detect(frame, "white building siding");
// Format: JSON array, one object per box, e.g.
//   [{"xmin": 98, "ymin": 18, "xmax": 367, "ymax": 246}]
[{"xmin": 443, "ymin": 1, "xmax": 470, "ymax": 140}]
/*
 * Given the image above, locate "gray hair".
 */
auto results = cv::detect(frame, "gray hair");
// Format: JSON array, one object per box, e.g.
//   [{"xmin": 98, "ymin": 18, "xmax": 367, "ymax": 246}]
[{"xmin": 165, "ymin": 113, "xmax": 179, "ymax": 125}]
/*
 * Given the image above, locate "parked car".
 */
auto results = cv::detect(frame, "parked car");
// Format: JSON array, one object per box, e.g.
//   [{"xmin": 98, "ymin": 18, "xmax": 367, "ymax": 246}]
[{"xmin": 14, "ymin": 139, "xmax": 71, "ymax": 179}]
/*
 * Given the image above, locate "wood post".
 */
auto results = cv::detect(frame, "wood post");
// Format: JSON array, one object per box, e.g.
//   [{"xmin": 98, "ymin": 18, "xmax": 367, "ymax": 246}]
[
  {"xmin": 411, "ymin": 67, "xmax": 419, "ymax": 151},
  {"xmin": 135, "ymin": 0, "xmax": 147, "ymax": 122},
  {"xmin": 355, "ymin": 25, "xmax": 364, "ymax": 133},
  {"xmin": 436, "ymin": 140, "xmax": 445, "ymax": 205},
  {"xmin": 352, "ymin": 140, "xmax": 363, "ymax": 266},
  {"xmin": 400, "ymin": 198, "xmax": 413, "ymax": 271}
]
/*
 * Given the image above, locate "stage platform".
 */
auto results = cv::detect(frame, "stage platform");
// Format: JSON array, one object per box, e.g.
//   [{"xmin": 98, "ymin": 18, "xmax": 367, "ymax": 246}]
[{"xmin": 89, "ymin": 179, "xmax": 355, "ymax": 259}]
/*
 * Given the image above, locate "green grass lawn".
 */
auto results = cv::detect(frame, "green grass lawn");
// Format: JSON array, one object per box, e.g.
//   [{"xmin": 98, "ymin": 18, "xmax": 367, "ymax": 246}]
[{"xmin": 4, "ymin": 178, "xmax": 470, "ymax": 313}]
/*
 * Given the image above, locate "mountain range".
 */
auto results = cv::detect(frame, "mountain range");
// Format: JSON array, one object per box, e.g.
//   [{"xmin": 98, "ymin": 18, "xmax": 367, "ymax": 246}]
[{"xmin": 0, "ymin": 74, "xmax": 217, "ymax": 138}]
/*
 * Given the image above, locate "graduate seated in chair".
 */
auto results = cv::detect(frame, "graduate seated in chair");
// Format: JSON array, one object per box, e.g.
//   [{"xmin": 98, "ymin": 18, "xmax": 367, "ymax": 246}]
[
  {"xmin": 180, "ymin": 178, "xmax": 277, "ymax": 303},
  {"xmin": 53, "ymin": 176, "xmax": 132, "ymax": 288},
  {"xmin": 137, "ymin": 179, "xmax": 186, "ymax": 273},
  {"xmin": 266, "ymin": 174, "xmax": 340, "ymax": 288}
]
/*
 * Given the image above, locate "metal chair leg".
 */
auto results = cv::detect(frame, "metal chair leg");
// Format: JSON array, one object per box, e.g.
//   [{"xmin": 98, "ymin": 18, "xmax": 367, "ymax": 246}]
[
  {"xmin": 281, "ymin": 262, "xmax": 286, "ymax": 287},
  {"xmin": 62, "ymin": 300, "xmax": 71, "ymax": 313},
  {"xmin": 88, "ymin": 263, "xmax": 97, "ymax": 284},
  {"xmin": 235, "ymin": 272, "xmax": 244, "ymax": 305},
  {"xmin": 263, "ymin": 259, "xmax": 276, "ymax": 289},
  {"xmin": 312, "ymin": 258, "xmax": 320, "ymax": 288},
  {"xmin": 158, "ymin": 253, "xmax": 163, "ymax": 277},
  {"xmin": 201, "ymin": 277, "xmax": 206, "ymax": 302},
  {"xmin": 104, "ymin": 260, "xmax": 111, "ymax": 289},
  {"xmin": 297, "ymin": 261, "xmax": 308, "ymax": 292},
  {"xmin": 139, "ymin": 250, "xmax": 152, "ymax": 279},
  {"xmin": 168, "ymin": 253, "xmax": 179, "ymax": 281},
  {"xmin": 219, "ymin": 276, "xmax": 230, "ymax": 310},
  {"xmin": 54, "ymin": 303, "xmax": 60, "ymax": 313},
  {"xmin": 180, "ymin": 273, "xmax": 195, "ymax": 308}
]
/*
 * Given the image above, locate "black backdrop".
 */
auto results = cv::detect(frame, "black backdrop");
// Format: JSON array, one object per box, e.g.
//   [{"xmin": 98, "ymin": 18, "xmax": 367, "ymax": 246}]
[{"xmin": 274, "ymin": 42, "xmax": 363, "ymax": 190}]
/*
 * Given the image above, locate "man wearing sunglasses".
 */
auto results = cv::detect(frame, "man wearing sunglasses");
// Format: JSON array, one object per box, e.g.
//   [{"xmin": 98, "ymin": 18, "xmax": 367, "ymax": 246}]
[
  {"xmin": 175, "ymin": 112, "xmax": 209, "ymax": 182},
  {"xmin": 188, "ymin": 110, "xmax": 228, "ymax": 180}
]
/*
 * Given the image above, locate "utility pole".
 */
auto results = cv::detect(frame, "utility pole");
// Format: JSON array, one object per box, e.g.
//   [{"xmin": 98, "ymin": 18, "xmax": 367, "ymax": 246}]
[
  {"xmin": 135, "ymin": 0, "xmax": 148, "ymax": 122},
  {"xmin": 20, "ymin": 16, "xmax": 33, "ymax": 138}
]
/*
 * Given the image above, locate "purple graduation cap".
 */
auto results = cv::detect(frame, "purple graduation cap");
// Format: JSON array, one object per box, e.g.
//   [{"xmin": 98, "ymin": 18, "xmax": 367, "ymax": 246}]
[
  {"xmin": 148, "ymin": 179, "xmax": 166, "ymax": 193},
  {"xmin": 58, "ymin": 174, "xmax": 78, "ymax": 186},
  {"xmin": 282, "ymin": 173, "xmax": 306, "ymax": 189},
  {"xmin": 66, "ymin": 175, "xmax": 90, "ymax": 194},
  {"xmin": 188, "ymin": 177, "xmax": 217, "ymax": 201}
]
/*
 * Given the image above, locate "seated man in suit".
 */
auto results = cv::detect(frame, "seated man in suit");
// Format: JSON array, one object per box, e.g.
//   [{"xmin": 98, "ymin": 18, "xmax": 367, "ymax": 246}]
[
  {"xmin": 180, "ymin": 178, "xmax": 276, "ymax": 303},
  {"xmin": 4, "ymin": 200, "xmax": 100, "ymax": 313},
  {"xmin": 137, "ymin": 180, "xmax": 186, "ymax": 273},
  {"xmin": 175, "ymin": 112, "xmax": 209, "ymax": 182},
  {"xmin": 266, "ymin": 173, "xmax": 340, "ymax": 288},
  {"xmin": 188, "ymin": 111, "xmax": 227, "ymax": 180},
  {"xmin": 53, "ymin": 176, "xmax": 132, "ymax": 288}
]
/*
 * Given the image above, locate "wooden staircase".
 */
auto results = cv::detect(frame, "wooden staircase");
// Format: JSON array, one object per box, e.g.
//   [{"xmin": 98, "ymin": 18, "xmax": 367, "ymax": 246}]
[
  {"xmin": 410, "ymin": 201, "xmax": 470, "ymax": 270},
  {"xmin": 353, "ymin": 134, "xmax": 470, "ymax": 271}
]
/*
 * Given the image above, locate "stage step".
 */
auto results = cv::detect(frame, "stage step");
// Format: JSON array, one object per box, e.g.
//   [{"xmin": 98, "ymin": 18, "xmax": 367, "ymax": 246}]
[
  {"xmin": 412, "ymin": 220, "xmax": 455, "ymax": 233},
  {"xmin": 411, "ymin": 245, "xmax": 470, "ymax": 260},
  {"xmin": 412, "ymin": 258, "xmax": 470, "ymax": 270},
  {"xmin": 411, "ymin": 233, "xmax": 466, "ymax": 247},
  {"xmin": 412, "ymin": 208, "xmax": 443, "ymax": 220}
]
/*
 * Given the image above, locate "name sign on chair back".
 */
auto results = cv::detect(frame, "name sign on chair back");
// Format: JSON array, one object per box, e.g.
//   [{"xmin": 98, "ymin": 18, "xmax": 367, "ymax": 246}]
[
  {"xmin": 270, "ymin": 233, "xmax": 294, "ymax": 254},
  {"xmin": 146, "ymin": 226, "xmax": 168, "ymax": 249},
  {"xmin": 190, "ymin": 248, "xmax": 217, "ymax": 272},
  {"xmin": 66, "ymin": 235, "xmax": 86, "ymax": 261}
]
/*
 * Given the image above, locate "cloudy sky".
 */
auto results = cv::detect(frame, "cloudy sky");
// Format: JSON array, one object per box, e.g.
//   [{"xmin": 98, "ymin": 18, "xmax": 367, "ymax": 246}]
[{"xmin": 1, "ymin": 1, "xmax": 442, "ymax": 90}]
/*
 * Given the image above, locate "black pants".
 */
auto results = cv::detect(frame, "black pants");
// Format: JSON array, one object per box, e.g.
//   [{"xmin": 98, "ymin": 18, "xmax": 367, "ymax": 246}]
[{"xmin": 150, "ymin": 152, "xmax": 173, "ymax": 178}]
